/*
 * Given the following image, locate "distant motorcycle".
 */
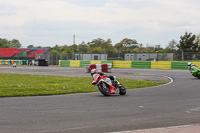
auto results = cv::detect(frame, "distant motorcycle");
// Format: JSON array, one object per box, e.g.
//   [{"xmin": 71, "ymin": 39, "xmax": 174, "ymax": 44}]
[
  {"xmin": 92, "ymin": 74, "xmax": 126, "ymax": 96},
  {"xmin": 188, "ymin": 62, "xmax": 200, "ymax": 79}
]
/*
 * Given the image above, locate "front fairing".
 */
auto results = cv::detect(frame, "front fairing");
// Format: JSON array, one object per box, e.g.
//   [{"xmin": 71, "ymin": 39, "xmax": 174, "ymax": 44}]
[
  {"xmin": 100, "ymin": 78, "xmax": 112, "ymax": 85},
  {"xmin": 99, "ymin": 78, "xmax": 116, "ymax": 94},
  {"xmin": 92, "ymin": 74, "xmax": 100, "ymax": 85},
  {"xmin": 93, "ymin": 74, "xmax": 117, "ymax": 94},
  {"xmin": 191, "ymin": 66, "xmax": 200, "ymax": 76}
]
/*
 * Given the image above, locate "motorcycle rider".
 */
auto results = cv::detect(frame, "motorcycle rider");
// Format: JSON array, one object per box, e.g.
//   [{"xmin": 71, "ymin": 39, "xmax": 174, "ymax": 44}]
[
  {"xmin": 188, "ymin": 62, "xmax": 192, "ymax": 72},
  {"xmin": 90, "ymin": 69, "xmax": 120, "ymax": 88},
  {"xmin": 188, "ymin": 62, "xmax": 198, "ymax": 72}
]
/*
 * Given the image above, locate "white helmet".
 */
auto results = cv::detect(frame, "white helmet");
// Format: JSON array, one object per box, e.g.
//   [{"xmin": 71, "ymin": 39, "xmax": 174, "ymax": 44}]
[
  {"xmin": 90, "ymin": 69, "xmax": 98, "ymax": 76},
  {"xmin": 188, "ymin": 62, "xmax": 192, "ymax": 66}
]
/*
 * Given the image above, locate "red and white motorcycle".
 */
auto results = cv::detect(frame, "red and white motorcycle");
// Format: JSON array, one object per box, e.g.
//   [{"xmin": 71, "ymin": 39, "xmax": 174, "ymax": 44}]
[{"xmin": 92, "ymin": 73, "xmax": 126, "ymax": 96}]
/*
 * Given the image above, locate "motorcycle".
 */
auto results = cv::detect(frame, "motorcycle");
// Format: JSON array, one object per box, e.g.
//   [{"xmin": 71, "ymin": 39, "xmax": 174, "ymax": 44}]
[
  {"xmin": 189, "ymin": 64, "xmax": 200, "ymax": 79},
  {"xmin": 92, "ymin": 74, "xmax": 126, "ymax": 96}
]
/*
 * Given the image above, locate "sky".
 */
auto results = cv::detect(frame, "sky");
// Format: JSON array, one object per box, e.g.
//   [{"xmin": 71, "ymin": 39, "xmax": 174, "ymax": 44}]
[{"xmin": 0, "ymin": 0, "xmax": 200, "ymax": 48}]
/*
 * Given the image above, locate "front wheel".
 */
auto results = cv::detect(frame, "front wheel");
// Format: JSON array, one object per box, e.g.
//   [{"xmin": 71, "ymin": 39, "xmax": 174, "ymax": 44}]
[
  {"xmin": 98, "ymin": 82, "xmax": 111, "ymax": 96},
  {"xmin": 119, "ymin": 85, "xmax": 126, "ymax": 95}
]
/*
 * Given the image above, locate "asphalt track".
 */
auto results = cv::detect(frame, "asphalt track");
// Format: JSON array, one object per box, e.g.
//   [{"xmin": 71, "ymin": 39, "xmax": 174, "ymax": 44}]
[{"xmin": 0, "ymin": 66, "xmax": 200, "ymax": 133}]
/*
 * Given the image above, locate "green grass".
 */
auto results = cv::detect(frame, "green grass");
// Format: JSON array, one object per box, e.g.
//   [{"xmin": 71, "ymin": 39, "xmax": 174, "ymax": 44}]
[{"xmin": 0, "ymin": 73, "xmax": 167, "ymax": 97}]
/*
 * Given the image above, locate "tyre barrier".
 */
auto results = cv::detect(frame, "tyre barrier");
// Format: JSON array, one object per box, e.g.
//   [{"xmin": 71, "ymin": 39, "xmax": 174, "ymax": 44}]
[{"xmin": 85, "ymin": 64, "xmax": 112, "ymax": 73}]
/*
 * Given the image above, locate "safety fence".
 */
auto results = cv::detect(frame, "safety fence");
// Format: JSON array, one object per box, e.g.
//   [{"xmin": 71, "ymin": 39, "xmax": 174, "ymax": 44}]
[
  {"xmin": 1, "ymin": 59, "xmax": 198, "ymax": 70},
  {"xmin": 0, "ymin": 60, "xmax": 27, "ymax": 65},
  {"xmin": 59, "ymin": 60, "xmax": 200, "ymax": 70}
]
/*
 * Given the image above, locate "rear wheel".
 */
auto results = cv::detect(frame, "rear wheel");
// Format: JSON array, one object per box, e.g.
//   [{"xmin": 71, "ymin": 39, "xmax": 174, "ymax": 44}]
[
  {"xmin": 119, "ymin": 85, "xmax": 126, "ymax": 95},
  {"xmin": 98, "ymin": 82, "xmax": 110, "ymax": 96}
]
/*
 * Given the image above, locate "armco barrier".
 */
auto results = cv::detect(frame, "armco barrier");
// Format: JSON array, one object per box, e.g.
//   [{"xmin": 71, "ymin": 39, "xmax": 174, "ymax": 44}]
[
  {"xmin": 80, "ymin": 61, "xmax": 90, "ymax": 67},
  {"xmin": 70, "ymin": 60, "xmax": 80, "ymax": 67},
  {"xmin": 151, "ymin": 62, "xmax": 171, "ymax": 69},
  {"xmin": 171, "ymin": 62, "xmax": 188, "ymax": 70},
  {"xmin": 193, "ymin": 62, "xmax": 200, "ymax": 68},
  {"xmin": 58, "ymin": 60, "xmax": 198, "ymax": 70},
  {"xmin": 132, "ymin": 61, "xmax": 151, "ymax": 69},
  {"xmin": 101, "ymin": 61, "xmax": 112, "ymax": 64},
  {"xmin": 113, "ymin": 61, "xmax": 132, "ymax": 68},
  {"xmin": 59, "ymin": 60, "xmax": 70, "ymax": 67},
  {"xmin": 90, "ymin": 61, "xmax": 101, "ymax": 64}
]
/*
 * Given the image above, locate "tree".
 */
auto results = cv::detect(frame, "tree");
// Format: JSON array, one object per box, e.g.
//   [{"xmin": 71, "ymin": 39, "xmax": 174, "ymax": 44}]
[
  {"xmin": 145, "ymin": 44, "xmax": 156, "ymax": 52},
  {"xmin": 115, "ymin": 38, "xmax": 138, "ymax": 53},
  {"xmin": 88, "ymin": 38, "xmax": 105, "ymax": 48},
  {"xmin": 120, "ymin": 38, "xmax": 137, "ymax": 47},
  {"xmin": 78, "ymin": 41, "xmax": 88, "ymax": 53},
  {"xmin": 177, "ymin": 32, "xmax": 198, "ymax": 52},
  {"xmin": 88, "ymin": 46, "xmax": 102, "ymax": 53},
  {"xmin": 27, "ymin": 45, "xmax": 34, "ymax": 48},
  {"xmin": 60, "ymin": 45, "xmax": 68, "ymax": 53},
  {"xmin": 87, "ymin": 38, "xmax": 114, "ymax": 53},
  {"xmin": 177, "ymin": 32, "xmax": 199, "ymax": 60},
  {"xmin": 101, "ymin": 39, "xmax": 113, "ymax": 53},
  {"xmin": 0, "ymin": 38, "xmax": 9, "ymax": 48},
  {"xmin": 120, "ymin": 38, "xmax": 138, "ymax": 52},
  {"xmin": 165, "ymin": 39, "xmax": 177, "ymax": 52},
  {"xmin": 114, "ymin": 42, "xmax": 124, "ymax": 54},
  {"xmin": 69, "ymin": 44, "xmax": 78, "ymax": 53},
  {"xmin": 195, "ymin": 33, "xmax": 200, "ymax": 46},
  {"xmin": 8, "ymin": 39, "xmax": 22, "ymax": 48}
]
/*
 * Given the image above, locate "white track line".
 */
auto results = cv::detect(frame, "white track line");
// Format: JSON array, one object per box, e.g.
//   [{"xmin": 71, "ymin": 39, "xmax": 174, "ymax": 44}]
[{"xmin": 111, "ymin": 124, "xmax": 200, "ymax": 133}]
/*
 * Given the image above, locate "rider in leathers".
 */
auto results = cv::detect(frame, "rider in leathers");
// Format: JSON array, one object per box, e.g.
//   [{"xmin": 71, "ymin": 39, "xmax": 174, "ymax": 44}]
[
  {"xmin": 91, "ymin": 69, "xmax": 120, "ymax": 88},
  {"xmin": 188, "ymin": 62, "xmax": 198, "ymax": 72}
]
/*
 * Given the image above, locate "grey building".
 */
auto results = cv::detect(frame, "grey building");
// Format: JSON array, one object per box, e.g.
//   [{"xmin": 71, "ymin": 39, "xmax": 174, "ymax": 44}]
[
  {"xmin": 125, "ymin": 53, "xmax": 173, "ymax": 61},
  {"xmin": 75, "ymin": 53, "xmax": 107, "ymax": 60}
]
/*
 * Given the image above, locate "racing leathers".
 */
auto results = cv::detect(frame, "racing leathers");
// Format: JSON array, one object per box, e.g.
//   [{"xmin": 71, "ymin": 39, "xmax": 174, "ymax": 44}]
[{"xmin": 92, "ymin": 72, "xmax": 120, "ymax": 88}]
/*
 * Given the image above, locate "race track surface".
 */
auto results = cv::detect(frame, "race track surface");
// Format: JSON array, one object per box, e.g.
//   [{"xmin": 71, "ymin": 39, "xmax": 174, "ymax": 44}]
[{"xmin": 0, "ymin": 66, "xmax": 200, "ymax": 133}]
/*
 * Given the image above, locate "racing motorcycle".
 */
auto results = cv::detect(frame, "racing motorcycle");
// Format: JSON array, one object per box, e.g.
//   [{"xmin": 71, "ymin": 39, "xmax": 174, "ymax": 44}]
[
  {"xmin": 189, "ymin": 64, "xmax": 200, "ymax": 79},
  {"xmin": 92, "ymin": 74, "xmax": 126, "ymax": 96}
]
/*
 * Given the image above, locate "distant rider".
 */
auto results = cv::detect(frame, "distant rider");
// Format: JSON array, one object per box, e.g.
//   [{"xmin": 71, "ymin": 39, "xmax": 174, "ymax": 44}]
[
  {"xmin": 90, "ymin": 69, "xmax": 120, "ymax": 88},
  {"xmin": 188, "ymin": 62, "xmax": 198, "ymax": 72}
]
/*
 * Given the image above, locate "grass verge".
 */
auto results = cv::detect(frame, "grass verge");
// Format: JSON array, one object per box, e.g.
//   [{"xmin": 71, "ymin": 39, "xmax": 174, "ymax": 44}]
[{"xmin": 0, "ymin": 73, "xmax": 167, "ymax": 97}]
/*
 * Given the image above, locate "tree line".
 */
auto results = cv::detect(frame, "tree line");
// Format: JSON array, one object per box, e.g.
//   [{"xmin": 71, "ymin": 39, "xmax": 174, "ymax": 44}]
[{"xmin": 1, "ymin": 32, "xmax": 200, "ymax": 56}]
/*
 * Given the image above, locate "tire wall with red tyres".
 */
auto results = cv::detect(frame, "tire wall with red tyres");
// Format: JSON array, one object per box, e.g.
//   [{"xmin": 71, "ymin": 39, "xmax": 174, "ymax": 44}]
[{"xmin": 87, "ymin": 64, "xmax": 112, "ymax": 73}]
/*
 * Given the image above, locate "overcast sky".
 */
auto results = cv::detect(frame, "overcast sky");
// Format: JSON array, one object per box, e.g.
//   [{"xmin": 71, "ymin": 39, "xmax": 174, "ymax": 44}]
[{"xmin": 0, "ymin": 0, "xmax": 200, "ymax": 48}]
